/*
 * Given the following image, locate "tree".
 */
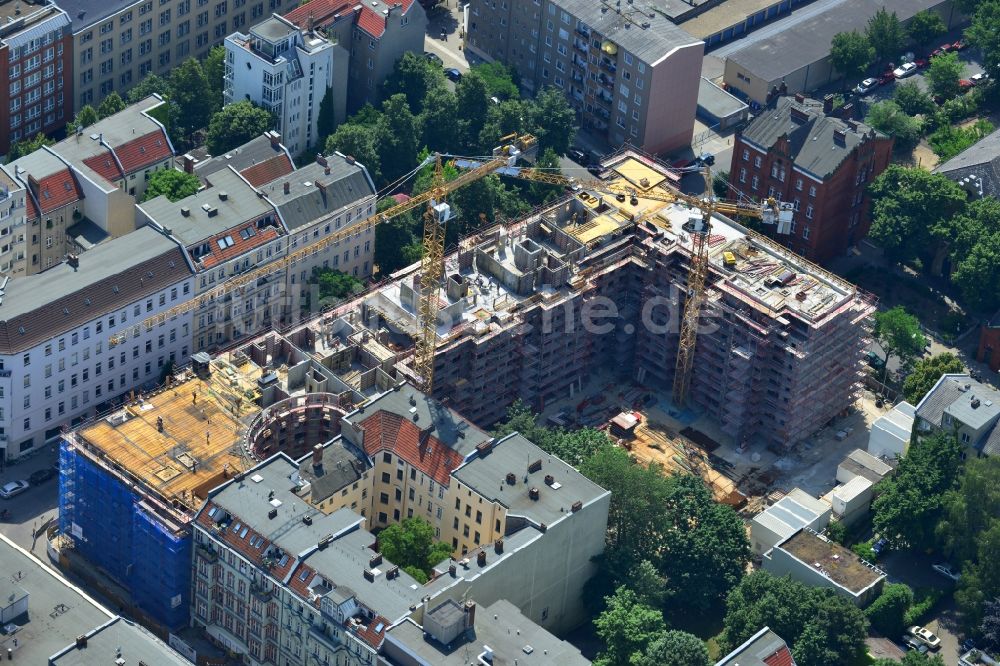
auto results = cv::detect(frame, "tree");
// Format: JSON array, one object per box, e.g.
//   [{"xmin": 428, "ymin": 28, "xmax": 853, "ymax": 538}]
[
  {"xmin": 893, "ymin": 81, "xmax": 935, "ymax": 115},
  {"xmin": 127, "ymin": 74, "xmax": 171, "ymax": 103},
  {"xmin": 981, "ymin": 597, "xmax": 1000, "ymax": 652},
  {"xmin": 903, "ymin": 353, "xmax": 965, "ymax": 403},
  {"xmin": 927, "ymin": 51, "xmax": 965, "ymax": 100},
  {"xmin": 866, "ymin": 8, "xmax": 905, "ymax": 65},
  {"xmin": 593, "ymin": 587, "xmax": 666, "ymax": 666},
  {"xmin": 206, "ymin": 101, "xmax": 274, "ymax": 155},
  {"xmin": 374, "ymin": 94, "xmax": 420, "ymax": 185},
  {"xmin": 326, "ymin": 123, "xmax": 381, "ymax": 184},
  {"xmin": 382, "ymin": 52, "xmax": 443, "ymax": 114},
  {"xmin": 203, "ymin": 46, "xmax": 227, "ymax": 114},
  {"xmin": 170, "ymin": 58, "xmax": 213, "ymax": 135},
  {"xmin": 493, "ymin": 400, "xmax": 612, "ymax": 465},
  {"xmin": 907, "ymin": 10, "xmax": 947, "ymax": 48},
  {"xmin": 141, "ymin": 169, "xmax": 201, "ymax": 202},
  {"xmin": 830, "ymin": 31, "xmax": 875, "ymax": 83},
  {"xmin": 625, "ymin": 560, "xmax": 667, "ymax": 608},
  {"xmin": 455, "ymin": 72, "xmax": 492, "ymax": 152},
  {"xmin": 957, "ymin": 522, "xmax": 1000, "ymax": 630},
  {"xmin": 868, "ymin": 165, "xmax": 967, "ymax": 263},
  {"xmin": 97, "ymin": 91, "xmax": 126, "ymax": 119},
  {"xmin": 420, "ymin": 85, "xmax": 459, "ymax": 154},
  {"xmin": 312, "ymin": 267, "xmax": 363, "ymax": 301},
  {"xmin": 317, "ymin": 87, "xmax": 336, "ymax": 144},
  {"xmin": 6, "ymin": 133, "xmax": 54, "ymax": 161},
  {"xmin": 528, "ymin": 86, "xmax": 576, "ymax": 156},
  {"xmin": 866, "ymin": 583, "xmax": 914, "ymax": 636},
  {"xmin": 967, "ymin": 0, "xmax": 1000, "ymax": 80},
  {"xmin": 937, "ymin": 457, "xmax": 1000, "ymax": 566},
  {"xmin": 873, "ymin": 306, "xmax": 925, "ymax": 371},
  {"xmin": 68, "ymin": 105, "xmax": 100, "ymax": 133},
  {"xmin": 875, "ymin": 654, "xmax": 946, "ymax": 666},
  {"xmin": 478, "ymin": 98, "xmax": 528, "ymax": 153},
  {"xmin": 471, "ymin": 61, "xmax": 520, "ymax": 100},
  {"xmin": 376, "ymin": 517, "xmax": 452, "ymax": 584},
  {"xmin": 722, "ymin": 571, "xmax": 869, "ymax": 666},
  {"xmin": 527, "ymin": 148, "xmax": 564, "ymax": 205},
  {"xmin": 634, "ymin": 631, "xmax": 709, "ymax": 666},
  {"xmin": 865, "ymin": 101, "xmax": 922, "ymax": 153},
  {"xmin": 952, "ymin": 231, "xmax": 1000, "ymax": 311},
  {"xmin": 872, "ymin": 431, "xmax": 963, "ymax": 550}
]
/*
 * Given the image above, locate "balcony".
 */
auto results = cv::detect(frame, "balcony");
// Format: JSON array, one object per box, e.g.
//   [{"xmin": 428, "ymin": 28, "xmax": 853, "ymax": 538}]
[
  {"xmin": 573, "ymin": 39, "xmax": 588, "ymax": 53},
  {"xmin": 196, "ymin": 542, "xmax": 219, "ymax": 563},
  {"xmin": 251, "ymin": 581, "xmax": 273, "ymax": 602},
  {"xmin": 599, "ymin": 58, "xmax": 617, "ymax": 73}
]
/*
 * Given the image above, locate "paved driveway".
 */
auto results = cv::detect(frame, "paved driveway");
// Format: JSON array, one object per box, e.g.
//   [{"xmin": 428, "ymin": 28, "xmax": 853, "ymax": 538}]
[{"xmin": 0, "ymin": 447, "xmax": 60, "ymax": 553}]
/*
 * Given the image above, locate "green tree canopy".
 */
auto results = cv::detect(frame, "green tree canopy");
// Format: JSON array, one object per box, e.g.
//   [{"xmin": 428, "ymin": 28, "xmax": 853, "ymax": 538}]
[
  {"xmin": 471, "ymin": 61, "xmax": 520, "ymax": 100},
  {"xmin": 528, "ymin": 86, "xmax": 577, "ymax": 156},
  {"xmin": 97, "ymin": 91, "xmax": 126, "ymax": 119},
  {"xmin": 326, "ymin": 123, "xmax": 381, "ymax": 184},
  {"xmin": 170, "ymin": 58, "xmax": 214, "ymax": 136},
  {"xmin": 311, "ymin": 267, "xmax": 363, "ymax": 302},
  {"xmin": 203, "ymin": 46, "xmax": 227, "ymax": 114},
  {"xmin": 865, "ymin": 101, "xmax": 922, "ymax": 153},
  {"xmin": 317, "ymin": 87, "xmax": 337, "ymax": 144},
  {"xmin": 141, "ymin": 169, "xmax": 201, "ymax": 202},
  {"xmin": 938, "ymin": 457, "xmax": 1000, "ymax": 565},
  {"xmin": 206, "ymin": 101, "xmax": 274, "ymax": 155},
  {"xmin": 382, "ymin": 52, "xmax": 444, "ymax": 114},
  {"xmin": 377, "ymin": 517, "xmax": 452, "ymax": 584},
  {"xmin": 927, "ymin": 51, "xmax": 966, "ymax": 100},
  {"xmin": 830, "ymin": 31, "xmax": 875, "ymax": 82},
  {"xmin": 494, "ymin": 400, "xmax": 613, "ymax": 464},
  {"xmin": 865, "ymin": 583, "xmax": 914, "ymax": 636},
  {"xmin": 903, "ymin": 353, "xmax": 965, "ymax": 403},
  {"xmin": 375, "ymin": 94, "xmax": 420, "ymax": 184},
  {"xmin": 981, "ymin": 597, "xmax": 1000, "ymax": 652},
  {"xmin": 952, "ymin": 231, "xmax": 1000, "ymax": 311},
  {"xmin": 455, "ymin": 72, "xmax": 492, "ymax": 152},
  {"xmin": 957, "ymin": 522, "xmax": 1000, "ymax": 630},
  {"xmin": 420, "ymin": 84, "xmax": 460, "ymax": 154},
  {"xmin": 875, "ymin": 653, "xmax": 946, "ymax": 666},
  {"xmin": 722, "ymin": 571, "xmax": 869, "ymax": 666},
  {"xmin": 68, "ymin": 105, "xmax": 100, "ymax": 134},
  {"xmin": 893, "ymin": 81, "xmax": 935, "ymax": 115},
  {"xmin": 907, "ymin": 10, "xmax": 947, "ymax": 48},
  {"xmin": 127, "ymin": 74, "xmax": 171, "ymax": 103},
  {"xmin": 867, "ymin": 165, "xmax": 967, "ymax": 263},
  {"xmin": 6, "ymin": 133, "xmax": 54, "ymax": 161},
  {"xmin": 873, "ymin": 306, "xmax": 925, "ymax": 370},
  {"xmin": 967, "ymin": 0, "xmax": 1000, "ymax": 80},
  {"xmin": 593, "ymin": 586, "xmax": 666, "ymax": 666},
  {"xmin": 866, "ymin": 8, "xmax": 906, "ymax": 64},
  {"xmin": 633, "ymin": 630, "xmax": 709, "ymax": 666},
  {"xmin": 872, "ymin": 431, "xmax": 963, "ymax": 550}
]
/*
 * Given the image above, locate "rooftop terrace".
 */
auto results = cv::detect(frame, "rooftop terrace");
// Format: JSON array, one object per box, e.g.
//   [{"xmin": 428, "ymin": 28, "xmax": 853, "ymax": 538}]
[{"xmin": 781, "ymin": 529, "xmax": 884, "ymax": 593}]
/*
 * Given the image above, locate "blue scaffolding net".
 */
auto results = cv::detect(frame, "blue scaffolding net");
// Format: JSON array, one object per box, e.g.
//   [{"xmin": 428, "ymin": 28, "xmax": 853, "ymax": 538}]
[{"xmin": 59, "ymin": 439, "xmax": 191, "ymax": 630}]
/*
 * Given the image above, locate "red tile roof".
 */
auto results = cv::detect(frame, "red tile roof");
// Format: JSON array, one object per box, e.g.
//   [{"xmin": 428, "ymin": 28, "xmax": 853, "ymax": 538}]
[
  {"xmin": 356, "ymin": 6, "xmax": 385, "ymax": 37},
  {"xmin": 31, "ymin": 169, "xmax": 83, "ymax": 215},
  {"xmin": 198, "ymin": 225, "xmax": 280, "ymax": 269},
  {"xmin": 764, "ymin": 646, "xmax": 795, "ymax": 666},
  {"xmin": 284, "ymin": 0, "xmax": 353, "ymax": 28},
  {"xmin": 240, "ymin": 154, "xmax": 295, "ymax": 187},
  {"xmin": 358, "ymin": 411, "xmax": 465, "ymax": 487},
  {"xmin": 354, "ymin": 615, "xmax": 389, "ymax": 648},
  {"xmin": 25, "ymin": 194, "xmax": 38, "ymax": 220},
  {"xmin": 196, "ymin": 502, "xmax": 298, "ymax": 581},
  {"xmin": 83, "ymin": 150, "xmax": 125, "ymax": 182},
  {"xmin": 115, "ymin": 131, "xmax": 172, "ymax": 173}
]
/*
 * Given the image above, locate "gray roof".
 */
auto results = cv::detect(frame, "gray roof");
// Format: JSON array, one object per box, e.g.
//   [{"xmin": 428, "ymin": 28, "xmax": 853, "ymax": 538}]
[
  {"xmin": 48, "ymin": 617, "xmax": 190, "ymax": 665},
  {"xmin": 739, "ymin": 96, "xmax": 882, "ymax": 179},
  {"xmin": 298, "ymin": 438, "xmax": 372, "ymax": 503},
  {"xmin": 915, "ymin": 374, "xmax": 970, "ymax": 427},
  {"xmin": 716, "ymin": 627, "xmax": 792, "ymax": 666},
  {"xmin": 194, "ymin": 133, "xmax": 293, "ymax": 181},
  {"xmin": 51, "ymin": 96, "xmax": 168, "ymax": 165},
  {"xmin": 383, "ymin": 599, "xmax": 590, "ymax": 666},
  {"xmin": 139, "ymin": 167, "xmax": 277, "ymax": 245},
  {"xmin": 260, "ymin": 158, "xmax": 375, "ymax": 231},
  {"xmin": 726, "ymin": 0, "xmax": 946, "ymax": 83},
  {"xmin": 698, "ymin": 76, "xmax": 748, "ymax": 120},
  {"xmin": 56, "ymin": 0, "xmax": 142, "ymax": 33},
  {"xmin": 934, "ymin": 128, "xmax": 1000, "ymax": 199},
  {"xmin": 914, "ymin": 373, "xmax": 1000, "ymax": 440},
  {"xmin": 945, "ymin": 386, "xmax": 1000, "ymax": 431},
  {"xmin": 552, "ymin": 0, "xmax": 701, "ymax": 65},
  {"xmin": 251, "ymin": 15, "xmax": 297, "ymax": 42},
  {"xmin": 8, "ymin": 148, "xmax": 69, "ymax": 181},
  {"xmin": 451, "ymin": 433, "xmax": 608, "ymax": 528},
  {"xmin": 0, "ymin": 534, "xmax": 113, "ymax": 664},
  {"xmin": 0, "ymin": 226, "xmax": 190, "ymax": 354}
]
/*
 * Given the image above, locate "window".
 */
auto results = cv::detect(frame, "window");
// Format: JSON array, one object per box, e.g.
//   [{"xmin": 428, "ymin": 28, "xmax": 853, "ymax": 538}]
[
  {"xmin": 803, "ymin": 226, "xmax": 810, "ymax": 240},
  {"xmin": 805, "ymin": 204, "xmax": 814, "ymax": 219},
  {"xmin": 753, "ymin": 155, "xmax": 761, "ymax": 168},
  {"xmin": 808, "ymin": 185, "xmax": 816, "ymax": 197},
  {"xmin": 795, "ymin": 178, "xmax": 803, "ymax": 191},
  {"xmin": 742, "ymin": 149, "xmax": 749, "ymax": 161},
  {"xmin": 751, "ymin": 175, "xmax": 759, "ymax": 190}
]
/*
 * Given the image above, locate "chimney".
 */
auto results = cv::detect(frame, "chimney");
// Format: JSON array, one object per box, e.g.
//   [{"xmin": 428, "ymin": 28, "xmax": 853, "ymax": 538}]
[
  {"xmin": 183, "ymin": 154, "xmax": 195, "ymax": 173},
  {"xmin": 156, "ymin": 416, "xmax": 164, "ymax": 432},
  {"xmin": 544, "ymin": 474, "xmax": 554, "ymax": 486},
  {"xmin": 823, "ymin": 93, "xmax": 835, "ymax": 114},
  {"xmin": 505, "ymin": 472, "xmax": 516, "ymax": 485},
  {"xmin": 75, "ymin": 635, "xmax": 88, "ymax": 649},
  {"xmin": 181, "ymin": 207, "xmax": 190, "ymax": 217},
  {"xmin": 794, "ymin": 92, "xmax": 805, "ymax": 103},
  {"xmin": 464, "ymin": 600, "xmax": 477, "ymax": 629},
  {"xmin": 268, "ymin": 508, "xmax": 277, "ymax": 519},
  {"xmin": 316, "ymin": 154, "xmax": 328, "ymax": 167},
  {"xmin": 494, "ymin": 538, "xmax": 504, "ymax": 554},
  {"xmin": 283, "ymin": 182, "xmax": 290, "ymax": 194},
  {"xmin": 369, "ymin": 553, "xmax": 383, "ymax": 568},
  {"xmin": 316, "ymin": 180, "xmax": 327, "ymax": 195},
  {"xmin": 449, "ymin": 563, "xmax": 457, "ymax": 577},
  {"xmin": 324, "ymin": 166, "xmax": 331, "ymax": 175},
  {"xmin": 345, "ymin": 155, "xmax": 356, "ymax": 165},
  {"xmin": 476, "ymin": 550, "xmax": 486, "ymax": 566},
  {"xmin": 312, "ymin": 444, "xmax": 323, "ymax": 467},
  {"xmin": 833, "ymin": 129, "xmax": 847, "ymax": 146},
  {"xmin": 841, "ymin": 103, "xmax": 855, "ymax": 120},
  {"xmin": 972, "ymin": 397, "xmax": 981, "ymax": 409},
  {"xmin": 66, "ymin": 254, "xmax": 80, "ymax": 271},
  {"xmin": 527, "ymin": 459, "xmax": 542, "ymax": 474},
  {"xmin": 528, "ymin": 487, "xmax": 540, "ymax": 501},
  {"xmin": 790, "ymin": 106, "xmax": 810, "ymax": 124},
  {"xmin": 268, "ymin": 131, "xmax": 281, "ymax": 147}
]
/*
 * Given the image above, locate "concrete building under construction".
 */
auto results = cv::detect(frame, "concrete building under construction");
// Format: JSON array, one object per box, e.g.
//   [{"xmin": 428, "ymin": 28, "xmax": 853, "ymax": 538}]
[{"xmin": 300, "ymin": 152, "xmax": 875, "ymax": 448}]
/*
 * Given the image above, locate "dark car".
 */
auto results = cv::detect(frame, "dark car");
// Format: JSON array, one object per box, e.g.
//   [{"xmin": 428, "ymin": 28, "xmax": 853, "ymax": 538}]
[
  {"xmin": 423, "ymin": 51, "xmax": 442, "ymax": 66},
  {"xmin": 29, "ymin": 468, "xmax": 56, "ymax": 485},
  {"xmin": 567, "ymin": 148, "xmax": 587, "ymax": 164},
  {"xmin": 914, "ymin": 58, "xmax": 929, "ymax": 69},
  {"xmin": 444, "ymin": 68, "xmax": 462, "ymax": 82}
]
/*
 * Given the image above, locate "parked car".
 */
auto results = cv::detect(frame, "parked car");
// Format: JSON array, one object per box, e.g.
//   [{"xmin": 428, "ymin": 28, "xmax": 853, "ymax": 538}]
[
  {"xmin": 855, "ymin": 77, "xmax": 878, "ymax": 94},
  {"xmin": 29, "ymin": 468, "xmax": 56, "ymax": 485},
  {"xmin": 963, "ymin": 638, "xmax": 977, "ymax": 652},
  {"xmin": 423, "ymin": 51, "xmax": 442, "ymax": 66},
  {"xmin": 971, "ymin": 72, "xmax": 990, "ymax": 85},
  {"xmin": 953, "ymin": 38, "xmax": 968, "ymax": 50},
  {"xmin": 893, "ymin": 62, "xmax": 918, "ymax": 78},
  {"xmin": 567, "ymin": 148, "xmax": 588, "ymax": 164},
  {"xmin": 930, "ymin": 43, "xmax": 953, "ymax": 58},
  {"xmin": 932, "ymin": 563, "xmax": 961, "ymax": 581},
  {"xmin": 878, "ymin": 72, "xmax": 896, "ymax": 86},
  {"xmin": 914, "ymin": 58, "xmax": 929, "ymax": 69},
  {"xmin": 0, "ymin": 481, "xmax": 29, "ymax": 499},
  {"xmin": 872, "ymin": 537, "xmax": 888, "ymax": 556},
  {"xmin": 909, "ymin": 626, "xmax": 942, "ymax": 650},
  {"xmin": 903, "ymin": 635, "xmax": 930, "ymax": 654},
  {"xmin": 865, "ymin": 350, "xmax": 886, "ymax": 370},
  {"xmin": 444, "ymin": 68, "xmax": 462, "ymax": 82}
]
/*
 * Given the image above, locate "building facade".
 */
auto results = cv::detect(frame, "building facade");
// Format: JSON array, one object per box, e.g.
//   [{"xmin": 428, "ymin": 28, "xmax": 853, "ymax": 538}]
[
  {"xmin": 729, "ymin": 95, "xmax": 893, "ymax": 263},
  {"xmin": 224, "ymin": 15, "xmax": 348, "ymax": 156},
  {"xmin": 0, "ymin": 0, "xmax": 72, "ymax": 156},
  {"xmin": 465, "ymin": 0, "xmax": 703, "ymax": 154},
  {"xmin": 59, "ymin": 0, "xmax": 297, "ymax": 112}
]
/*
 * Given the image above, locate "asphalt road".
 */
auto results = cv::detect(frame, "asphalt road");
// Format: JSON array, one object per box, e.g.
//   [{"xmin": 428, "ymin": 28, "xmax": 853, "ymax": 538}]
[{"xmin": 0, "ymin": 447, "xmax": 61, "ymax": 554}]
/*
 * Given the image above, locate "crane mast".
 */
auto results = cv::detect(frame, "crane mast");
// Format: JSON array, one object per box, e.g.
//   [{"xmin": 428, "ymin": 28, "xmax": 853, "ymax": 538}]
[{"xmin": 413, "ymin": 156, "xmax": 450, "ymax": 394}]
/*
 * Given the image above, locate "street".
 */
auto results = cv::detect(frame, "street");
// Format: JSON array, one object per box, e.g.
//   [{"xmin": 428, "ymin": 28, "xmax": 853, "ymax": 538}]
[
  {"xmin": 0, "ymin": 446, "xmax": 61, "ymax": 555},
  {"xmin": 423, "ymin": 2, "xmax": 474, "ymax": 73}
]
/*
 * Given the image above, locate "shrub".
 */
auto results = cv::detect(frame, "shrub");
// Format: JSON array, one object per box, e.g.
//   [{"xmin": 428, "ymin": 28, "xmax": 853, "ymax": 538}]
[{"xmin": 904, "ymin": 588, "xmax": 944, "ymax": 626}]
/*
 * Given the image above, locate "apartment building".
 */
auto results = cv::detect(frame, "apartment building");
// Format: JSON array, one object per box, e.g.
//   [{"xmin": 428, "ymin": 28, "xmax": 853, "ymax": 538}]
[
  {"xmin": 0, "ymin": 225, "xmax": 193, "ymax": 461},
  {"xmin": 465, "ymin": 0, "xmax": 703, "ymax": 153},
  {"xmin": 729, "ymin": 95, "xmax": 893, "ymax": 263},
  {"xmin": 282, "ymin": 0, "xmax": 426, "ymax": 113},
  {"xmin": 58, "ymin": 0, "xmax": 298, "ymax": 111},
  {"xmin": 190, "ymin": 129, "xmax": 296, "ymax": 186},
  {"xmin": 914, "ymin": 373, "xmax": 1000, "ymax": 457},
  {"xmin": 224, "ymin": 15, "xmax": 348, "ymax": 156},
  {"xmin": 0, "ymin": 170, "xmax": 28, "ymax": 274},
  {"xmin": 138, "ymin": 166, "xmax": 286, "ymax": 352},
  {"xmin": 0, "ymin": 0, "xmax": 72, "ymax": 156}
]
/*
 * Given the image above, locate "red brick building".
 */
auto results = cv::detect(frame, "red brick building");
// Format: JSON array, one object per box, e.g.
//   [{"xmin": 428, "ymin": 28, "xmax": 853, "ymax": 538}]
[
  {"xmin": 978, "ymin": 314, "xmax": 1000, "ymax": 373},
  {"xmin": 0, "ymin": 0, "xmax": 73, "ymax": 157},
  {"xmin": 728, "ymin": 95, "xmax": 893, "ymax": 263}
]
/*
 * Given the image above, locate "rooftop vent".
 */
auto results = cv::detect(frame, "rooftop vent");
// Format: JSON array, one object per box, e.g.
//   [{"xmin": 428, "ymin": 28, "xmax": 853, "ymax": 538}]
[
  {"xmin": 505, "ymin": 472, "xmax": 516, "ymax": 485},
  {"xmin": 363, "ymin": 569, "xmax": 375, "ymax": 582},
  {"xmin": 528, "ymin": 487, "xmax": 540, "ymax": 501},
  {"xmin": 477, "ymin": 550, "xmax": 487, "ymax": 566},
  {"xmin": 302, "ymin": 515, "xmax": 313, "ymax": 526},
  {"xmin": 571, "ymin": 500, "xmax": 583, "ymax": 512},
  {"xmin": 386, "ymin": 565, "xmax": 399, "ymax": 579},
  {"xmin": 218, "ymin": 191, "xmax": 228, "ymax": 201},
  {"xmin": 527, "ymin": 459, "xmax": 542, "ymax": 474},
  {"xmin": 544, "ymin": 474, "xmax": 554, "ymax": 486},
  {"xmin": 268, "ymin": 508, "xmax": 278, "ymax": 519},
  {"xmin": 494, "ymin": 538, "xmax": 504, "ymax": 554},
  {"xmin": 369, "ymin": 553, "xmax": 383, "ymax": 568}
]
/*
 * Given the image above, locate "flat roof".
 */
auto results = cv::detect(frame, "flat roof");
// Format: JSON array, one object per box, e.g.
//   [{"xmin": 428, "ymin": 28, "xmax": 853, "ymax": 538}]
[
  {"xmin": 48, "ymin": 617, "xmax": 190, "ymax": 665},
  {"xmin": 73, "ymin": 367, "xmax": 261, "ymax": 509},
  {"xmin": 780, "ymin": 529, "xmax": 884, "ymax": 593},
  {"xmin": 681, "ymin": 0, "xmax": 785, "ymax": 38},
  {"xmin": 698, "ymin": 76, "xmax": 749, "ymax": 119},
  {"xmin": 0, "ymin": 534, "xmax": 113, "ymax": 664},
  {"xmin": 58, "ymin": 0, "xmax": 141, "ymax": 32},
  {"xmin": 451, "ymin": 433, "xmax": 608, "ymax": 527}
]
